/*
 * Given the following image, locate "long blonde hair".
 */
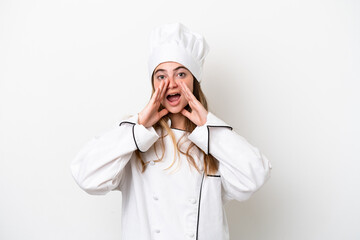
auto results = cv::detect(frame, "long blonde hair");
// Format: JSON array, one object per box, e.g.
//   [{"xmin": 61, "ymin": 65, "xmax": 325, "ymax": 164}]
[{"xmin": 135, "ymin": 77, "xmax": 219, "ymax": 175}]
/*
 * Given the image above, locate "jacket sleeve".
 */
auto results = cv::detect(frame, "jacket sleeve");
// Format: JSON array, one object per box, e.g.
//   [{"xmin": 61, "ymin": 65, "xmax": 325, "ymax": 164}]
[
  {"xmin": 70, "ymin": 114, "xmax": 159, "ymax": 195},
  {"xmin": 188, "ymin": 112, "xmax": 272, "ymax": 202}
]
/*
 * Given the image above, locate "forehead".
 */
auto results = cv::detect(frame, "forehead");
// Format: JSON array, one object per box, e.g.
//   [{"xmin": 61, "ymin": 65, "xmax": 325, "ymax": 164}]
[{"xmin": 154, "ymin": 61, "xmax": 189, "ymax": 72}]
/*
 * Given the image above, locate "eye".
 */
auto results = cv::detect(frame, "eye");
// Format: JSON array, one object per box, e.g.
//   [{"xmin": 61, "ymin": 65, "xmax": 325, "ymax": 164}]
[
  {"xmin": 157, "ymin": 75, "xmax": 166, "ymax": 80},
  {"xmin": 177, "ymin": 72, "xmax": 186, "ymax": 78}
]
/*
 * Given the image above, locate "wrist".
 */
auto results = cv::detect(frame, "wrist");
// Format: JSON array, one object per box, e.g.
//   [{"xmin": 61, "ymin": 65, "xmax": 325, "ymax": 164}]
[
  {"xmin": 137, "ymin": 112, "xmax": 143, "ymax": 125},
  {"xmin": 199, "ymin": 111, "xmax": 208, "ymax": 126}
]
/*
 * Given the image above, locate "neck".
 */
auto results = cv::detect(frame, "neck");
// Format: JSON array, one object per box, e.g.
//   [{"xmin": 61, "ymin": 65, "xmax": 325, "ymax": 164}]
[{"xmin": 169, "ymin": 113, "xmax": 187, "ymax": 130}]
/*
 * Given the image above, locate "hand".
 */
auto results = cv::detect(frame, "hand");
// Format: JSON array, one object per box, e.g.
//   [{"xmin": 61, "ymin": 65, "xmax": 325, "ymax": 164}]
[
  {"xmin": 138, "ymin": 80, "xmax": 169, "ymax": 128},
  {"xmin": 179, "ymin": 81, "xmax": 208, "ymax": 126}
]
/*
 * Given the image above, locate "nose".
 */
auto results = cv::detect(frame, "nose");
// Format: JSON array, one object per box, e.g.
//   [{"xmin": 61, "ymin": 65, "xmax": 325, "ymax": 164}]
[{"xmin": 168, "ymin": 76, "xmax": 178, "ymax": 89}]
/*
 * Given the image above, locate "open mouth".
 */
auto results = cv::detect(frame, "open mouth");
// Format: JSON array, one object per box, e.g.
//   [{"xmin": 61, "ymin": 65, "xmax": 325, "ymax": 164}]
[{"xmin": 166, "ymin": 93, "xmax": 181, "ymax": 102}]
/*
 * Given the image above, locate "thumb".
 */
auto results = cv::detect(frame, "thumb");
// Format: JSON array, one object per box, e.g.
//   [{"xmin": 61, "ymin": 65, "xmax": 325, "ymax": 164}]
[
  {"xmin": 158, "ymin": 108, "xmax": 169, "ymax": 118},
  {"xmin": 181, "ymin": 109, "xmax": 191, "ymax": 119}
]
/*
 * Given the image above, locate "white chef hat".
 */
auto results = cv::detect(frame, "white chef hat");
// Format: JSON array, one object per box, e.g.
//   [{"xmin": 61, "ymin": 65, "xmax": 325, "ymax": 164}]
[{"xmin": 148, "ymin": 23, "xmax": 210, "ymax": 82}]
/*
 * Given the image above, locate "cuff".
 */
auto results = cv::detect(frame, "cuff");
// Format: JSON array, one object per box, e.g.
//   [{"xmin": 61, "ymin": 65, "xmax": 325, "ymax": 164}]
[
  {"xmin": 119, "ymin": 114, "xmax": 159, "ymax": 152},
  {"xmin": 188, "ymin": 112, "xmax": 232, "ymax": 154}
]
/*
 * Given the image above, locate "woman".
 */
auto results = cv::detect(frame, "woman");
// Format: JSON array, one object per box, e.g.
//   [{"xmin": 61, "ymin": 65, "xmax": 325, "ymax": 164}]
[{"xmin": 71, "ymin": 23, "xmax": 272, "ymax": 240}]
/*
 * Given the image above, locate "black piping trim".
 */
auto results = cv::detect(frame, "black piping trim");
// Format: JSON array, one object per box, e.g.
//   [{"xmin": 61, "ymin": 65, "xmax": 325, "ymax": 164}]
[
  {"xmin": 119, "ymin": 121, "xmax": 135, "ymax": 126},
  {"xmin": 206, "ymin": 125, "xmax": 233, "ymax": 154},
  {"xmin": 119, "ymin": 121, "xmax": 145, "ymax": 153},
  {"xmin": 207, "ymin": 174, "xmax": 221, "ymax": 177},
  {"xmin": 195, "ymin": 172, "xmax": 205, "ymax": 240}
]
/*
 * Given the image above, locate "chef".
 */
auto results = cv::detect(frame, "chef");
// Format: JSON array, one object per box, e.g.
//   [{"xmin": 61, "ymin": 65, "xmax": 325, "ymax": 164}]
[{"xmin": 71, "ymin": 22, "xmax": 272, "ymax": 240}]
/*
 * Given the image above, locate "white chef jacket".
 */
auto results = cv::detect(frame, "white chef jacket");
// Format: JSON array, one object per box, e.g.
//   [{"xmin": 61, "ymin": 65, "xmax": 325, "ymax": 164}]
[{"xmin": 71, "ymin": 112, "xmax": 272, "ymax": 240}]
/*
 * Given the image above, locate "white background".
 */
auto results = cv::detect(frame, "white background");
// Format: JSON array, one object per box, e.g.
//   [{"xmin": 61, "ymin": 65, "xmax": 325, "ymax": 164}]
[{"xmin": 1, "ymin": 0, "xmax": 359, "ymax": 239}]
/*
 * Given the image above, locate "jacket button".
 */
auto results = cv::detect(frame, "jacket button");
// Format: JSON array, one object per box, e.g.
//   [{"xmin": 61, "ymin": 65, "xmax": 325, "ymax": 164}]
[
  {"xmin": 189, "ymin": 198, "xmax": 197, "ymax": 204},
  {"xmin": 153, "ymin": 196, "xmax": 158, "ymax": 201},
  {"xmin": 155, "ymin": 229, "xmax": 160, "ymax": 233}
]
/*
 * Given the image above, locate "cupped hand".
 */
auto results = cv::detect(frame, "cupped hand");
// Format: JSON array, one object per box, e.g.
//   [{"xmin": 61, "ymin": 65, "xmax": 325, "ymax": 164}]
[
  {"xmin": 138, "ymin": 80, "xmax": 169, "ymax": 128},
  {"xmin": 179, "ymin": 81, "xmax": 208, "ymax": 126}
]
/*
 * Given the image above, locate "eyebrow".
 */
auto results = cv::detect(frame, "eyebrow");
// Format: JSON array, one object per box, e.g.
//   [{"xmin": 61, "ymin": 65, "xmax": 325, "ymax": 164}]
[
  {"xmin": 154, "ymin": 66, "xmax": 189, "ymax": 75},
  {"xmin": 174, "ymin": 66, "xmax": 188, "ymax": 72}
]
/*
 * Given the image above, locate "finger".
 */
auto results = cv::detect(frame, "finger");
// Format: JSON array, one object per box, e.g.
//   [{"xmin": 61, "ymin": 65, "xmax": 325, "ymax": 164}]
[
  {"xmin": 151, "ymin": 85, "xmax": 161, "ymax": 103},
  {"xmin": 179, "ymin": 82, "xmax": 198, "ymax": 111},
  {"xmin": 182, "ymin": 81, "xmax": 196, "ymax": 102},
  {"xmin": 159, "ymin": 80, "xmax": 169, "ymax": 100},
  {"xmin": 180, "ymin": 82, "xmax": 191, "ymax": 101},
  {"xmin": 187, "ymin": 99, "xmax": 197, "ymax": 111},
  {"xmin": 155, "ymin": 81, "xmax": 165, "ymax": 101},
  {"xmin": 182, "ymin": 82, "xmax": 202, "ymax": 111},
  {"xmin": 158, "ymin": 108, "xmax": 169, "ymax": 119},
  {"xmin": 182, "ymin": 82, "xmax": 196, "ymax": 104},
  {"xmin": 181, "ymin": 109, "xmax": 192, "ymax": 120},
  {"xmin": 158, "ymin": 80, "xmax": 168, "ymax": 101},
  {"xmin": 156, "ymin": 80, "xmax": 165, "ymax": 95}
]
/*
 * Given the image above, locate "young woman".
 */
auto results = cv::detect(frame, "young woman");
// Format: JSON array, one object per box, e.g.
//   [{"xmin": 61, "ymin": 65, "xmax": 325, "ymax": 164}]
[{"xmin": 71, "ymin": 23, "xmax": 272, "ymax": 240}]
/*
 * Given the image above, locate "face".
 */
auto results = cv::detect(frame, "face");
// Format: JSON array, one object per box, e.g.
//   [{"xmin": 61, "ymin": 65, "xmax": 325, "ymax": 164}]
[{"xmin": 153, "ymin": 62, "xmax": 194, "ymax": 114}]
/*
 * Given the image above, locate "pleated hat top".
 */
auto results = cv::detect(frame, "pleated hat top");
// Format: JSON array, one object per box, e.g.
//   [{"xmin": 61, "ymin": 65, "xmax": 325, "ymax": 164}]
[{"xmin": 148, "ymin": 23, "xmax": 210, "ymax": 82}]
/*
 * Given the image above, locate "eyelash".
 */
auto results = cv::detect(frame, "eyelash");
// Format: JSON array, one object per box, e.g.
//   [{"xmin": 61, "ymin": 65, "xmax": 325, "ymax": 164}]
[
  {"xmin": 178, "ymin": 72, "xmax": 186, "ymax": 77},
  {"xmin": 156, "ymin": 72, "xmax": 186, "ymax": 80}
]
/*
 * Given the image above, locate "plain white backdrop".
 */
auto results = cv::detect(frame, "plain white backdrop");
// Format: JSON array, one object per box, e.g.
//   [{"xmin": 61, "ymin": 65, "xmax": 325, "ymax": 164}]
[{"xmin": 1, "ymin": 0, "xmax": 359, "ymax": 239}]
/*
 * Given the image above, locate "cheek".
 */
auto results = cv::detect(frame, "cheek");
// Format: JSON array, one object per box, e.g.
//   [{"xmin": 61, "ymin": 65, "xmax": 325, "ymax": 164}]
[
  {"xmin": 186, "ymin": 80, "xmax": 194, "ymax": 93},
  {"xmin": 153, "ymin": 81, "xmax": 159, "ymax": 91}
]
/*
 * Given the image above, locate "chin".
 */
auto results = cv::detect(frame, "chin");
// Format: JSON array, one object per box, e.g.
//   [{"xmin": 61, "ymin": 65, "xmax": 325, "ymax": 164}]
[
  {"xmin": 167, "ymin": 109, "xmax": 182, "ymax": 114},
  {"xmin": 164, "ymin": 106, "xmax": 183, "ymax": 114}
]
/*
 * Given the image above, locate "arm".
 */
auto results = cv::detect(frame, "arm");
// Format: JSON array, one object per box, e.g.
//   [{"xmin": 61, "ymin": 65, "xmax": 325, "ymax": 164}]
[
  {"xmin": 188, "ymin": 112, "xmax": 272, "ymax": 202},
  {"xmin": 70, "ymin": 114, "xmax": 159, "ymax": 195},
  {"xmin": 71, "ymin": 79, "xmax": 170, "ymax": 195}
]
